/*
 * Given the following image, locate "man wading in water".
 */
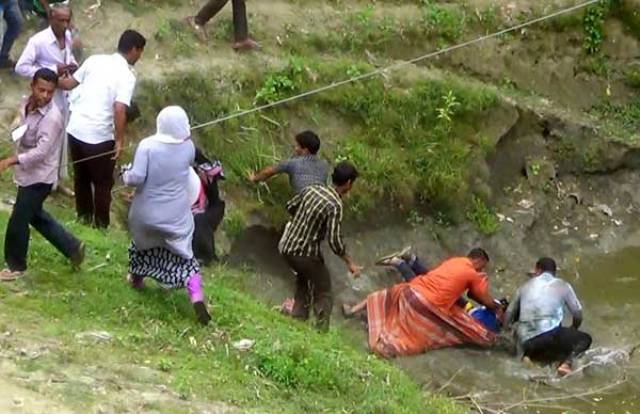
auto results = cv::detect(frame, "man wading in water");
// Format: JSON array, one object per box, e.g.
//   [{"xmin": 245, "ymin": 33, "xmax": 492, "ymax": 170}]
[
  {"xmin": 278, "ymin": 161, "xmax": 361, "ymax": 331},
  {"xmin": 504, "ymin": 257, "xmax": 592, "ymax": 377}
]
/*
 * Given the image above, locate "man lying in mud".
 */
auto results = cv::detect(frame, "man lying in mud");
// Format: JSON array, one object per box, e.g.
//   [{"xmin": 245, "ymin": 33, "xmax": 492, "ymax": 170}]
[
  {"xmin": 342, "ymin": 248, "xmax": 504, "ymax": 357},
  {"xmin": 504, "ymin": 257, "xmax": 592, "ymax": 377}
]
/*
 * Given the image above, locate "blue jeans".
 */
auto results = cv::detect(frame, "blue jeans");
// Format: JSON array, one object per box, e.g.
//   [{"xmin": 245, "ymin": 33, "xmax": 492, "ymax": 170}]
[
  {"xmin": 394, "ymin": 255, "xmax": 428, "ymax": 282},
  {"xmin": 0, "ymin": 0, "xmax": 23, "ymax": 61}
]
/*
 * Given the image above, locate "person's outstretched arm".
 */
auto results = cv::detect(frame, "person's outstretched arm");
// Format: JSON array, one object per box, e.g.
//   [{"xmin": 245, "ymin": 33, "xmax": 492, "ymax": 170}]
[{"xmin": 248, "ymin": 165, "xmax": 277, "ymax": 183}]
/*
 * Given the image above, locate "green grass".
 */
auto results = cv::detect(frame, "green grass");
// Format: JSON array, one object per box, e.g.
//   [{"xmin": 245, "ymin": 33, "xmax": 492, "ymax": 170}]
[
  {"xmin": 133, "ymin": 57, "xmax": 498, "ymax": 222},
  {"xmin": 0, "ymin": 205, "xmax": 463, "ymax": 413}
]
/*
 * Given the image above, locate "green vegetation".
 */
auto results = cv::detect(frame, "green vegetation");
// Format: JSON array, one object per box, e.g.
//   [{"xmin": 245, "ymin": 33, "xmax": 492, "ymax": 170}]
[
  {"xmin": 135, "ymin": 58, "xmax": 498, "ymax": 221},
  {"xmin": 466, "ymin": 196, "xmax": 499, "ymax": 235},
  {"xmin": 589, "ymin": 99, "xmax": 640, "ymax": 141},
  {"xmin": 0, "ymin": 209, "xmax": 462, "ymax": 413},
  {"xmin": 583, "ymin": 0, "xmax": 616, "ymax": 55}
]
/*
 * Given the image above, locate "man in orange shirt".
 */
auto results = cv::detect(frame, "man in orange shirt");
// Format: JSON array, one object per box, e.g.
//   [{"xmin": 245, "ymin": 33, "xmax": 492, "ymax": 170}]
[{"xmin": 344, "ymin": 248, "xmax": 503, "ymax": 357}]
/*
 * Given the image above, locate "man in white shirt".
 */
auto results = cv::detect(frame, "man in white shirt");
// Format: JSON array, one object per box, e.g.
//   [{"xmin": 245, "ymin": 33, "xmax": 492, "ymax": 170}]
[
  {"xmin": 60, "ymin": 29, "xmax": 145, "ymax": 228},
  {"xmin": 15, "ymin": 3, "xmax": 77, "ymax": 196}
]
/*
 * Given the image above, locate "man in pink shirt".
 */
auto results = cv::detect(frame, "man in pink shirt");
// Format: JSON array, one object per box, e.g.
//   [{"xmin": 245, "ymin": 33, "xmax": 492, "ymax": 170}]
[
  {"xmin": 0, "ymin": 68, "xmax": 84, "ymax": 281},
  {"xmin": 15, "ymin": 3, "xmax": 77, "ymax": 197}
]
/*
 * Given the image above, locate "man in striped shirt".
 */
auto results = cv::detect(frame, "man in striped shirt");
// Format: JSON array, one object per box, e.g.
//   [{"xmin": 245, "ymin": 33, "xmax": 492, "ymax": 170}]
[{"xmin": 278, "ymin": 161, "xmax": 361, "ymax": 331}]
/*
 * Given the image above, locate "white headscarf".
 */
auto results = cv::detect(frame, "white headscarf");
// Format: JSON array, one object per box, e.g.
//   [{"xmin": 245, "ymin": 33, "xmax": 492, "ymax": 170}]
[{"xmin": 151, "ymin": 106, "xmax": 191, "ymax": 144}]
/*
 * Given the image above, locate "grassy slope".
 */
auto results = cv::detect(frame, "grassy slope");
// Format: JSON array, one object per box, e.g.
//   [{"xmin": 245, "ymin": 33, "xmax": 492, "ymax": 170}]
[{"xmin": 0, "ymin": 199, "xmax": 462, "ymax": 413}]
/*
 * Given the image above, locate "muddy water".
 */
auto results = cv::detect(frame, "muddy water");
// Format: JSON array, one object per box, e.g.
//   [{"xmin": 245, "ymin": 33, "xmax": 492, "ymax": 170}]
[{"xmin": 230, "ymin": 225, "xmax": 640, "ymax": 413}]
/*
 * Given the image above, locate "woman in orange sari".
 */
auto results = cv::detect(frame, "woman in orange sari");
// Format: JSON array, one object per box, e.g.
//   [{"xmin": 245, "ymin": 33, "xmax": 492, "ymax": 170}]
[{"xmin": 344, "ymin": 248, "xmax": 503, "ymax": 357}]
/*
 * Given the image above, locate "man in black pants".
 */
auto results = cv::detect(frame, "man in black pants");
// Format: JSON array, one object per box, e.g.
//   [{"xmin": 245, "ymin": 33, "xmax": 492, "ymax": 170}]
[
  {"xmin": 278, "ymin": 161, "xmax": 361, "ymax": 331},
  {"xmin": 60, "ymin": 30, "xmax": 145, "ymax": 228},
  {"xmin": 187, "ymin": 0, "xmax": 258, "ymax": 50},
  {"xmin": 505, "ymin": 257, "xmax": 592, "ymax": 376},
  {"xmin": 0, "ymin": 68, "xmax": 84, "ymax": 281}
]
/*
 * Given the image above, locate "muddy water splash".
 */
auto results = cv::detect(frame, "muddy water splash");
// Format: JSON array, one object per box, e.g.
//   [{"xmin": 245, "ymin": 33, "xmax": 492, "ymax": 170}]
[{"xmin": 229, "ymin": 224, "xmax": 640, "ymax": 413}]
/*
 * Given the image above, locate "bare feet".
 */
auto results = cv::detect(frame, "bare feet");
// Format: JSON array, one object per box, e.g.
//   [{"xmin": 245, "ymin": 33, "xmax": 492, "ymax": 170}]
[
  {"xmin": 232, "ymin": 38, "xmax": 260, "ymax": 52},
  {"xmin": 342, "ymin": 303, "xmax": 354, "ymax": 318},
  {"xmin": 57, "ymin": 184, "xmax": 75, "ymax": 197},
  {"xmin": 557, "ymin": 361, "xmax": 572, "ymax": 377},
  {"xmin": 186, "ymin": 16, "xmax": 208, "ymax": 42},
  {"xmin": 0, "ymin": 269, "xmax": 24, "ymax": 282}
]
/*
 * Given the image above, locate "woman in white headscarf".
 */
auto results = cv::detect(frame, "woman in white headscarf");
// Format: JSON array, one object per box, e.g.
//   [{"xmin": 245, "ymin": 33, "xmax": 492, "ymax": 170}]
[{"xmin": 122, "ymin": 106, "xmax": 211, "ymax": 325}]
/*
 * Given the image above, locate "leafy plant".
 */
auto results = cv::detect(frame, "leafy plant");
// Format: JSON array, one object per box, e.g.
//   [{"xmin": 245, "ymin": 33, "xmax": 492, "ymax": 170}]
[
  {"xmin": 467, "ymin": 196, "xmax": 499, "ymax": 235},
  {"xmin": 583, "ymin": 0, "xmax": 615, "ymax": 55},
  {"xmin": 436, "ymin": 90, "xmax": 460, "ymax": 130}
]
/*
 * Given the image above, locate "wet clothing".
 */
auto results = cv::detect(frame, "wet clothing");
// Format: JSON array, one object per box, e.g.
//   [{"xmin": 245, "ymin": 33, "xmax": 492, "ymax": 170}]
[
  {"xmin": 274, "ymin": 155, "xmax": 329, "ymax": 194},
  {"xmin": 366, "ymin": 257, "xmax": 495, "ymax": 357},
  {"xmin": 522, "ymin": 326, "xmax": 592, "ymax": 364},
  {"xmin": 278, "ymin": 185, "xmax": 346, "ymax": 258},
  {"xmin": 283, "ymin": 255, "xmax": 333, "ymax": 331},
  {"xmin": 194, "ymin": 0, "xmax": 248, "ymax": 42},
  {"xmin": 505, "ymin": 272, "xmax": 582, "ymax": 344},
  {"xmin": 393, "ymin": 255, "xmax": 428, "ymax": 282}
]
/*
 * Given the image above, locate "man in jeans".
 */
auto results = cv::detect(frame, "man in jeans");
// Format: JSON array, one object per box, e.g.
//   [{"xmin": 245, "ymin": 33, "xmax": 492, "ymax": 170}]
[
  {"xmin": 60, "ymin": 29, "xmax": 145, "ymax": 228},
  {"xmin": 505, "ymin": 257, "xmax": 592, "ymax": 376},
  {"xmin": 187, "ymin": 0, "xmax": 257, "ymax": 50},
  {"xmin": 0, "ymin": 68, "xmax": 84, "ymax": 281},
  {"xmin": 0, "ymin": 0, "xmax": 23, "ymax": 69},
  {"xmin": 278, "ymin": 161, "xmax": 361, "ymax": 331}
]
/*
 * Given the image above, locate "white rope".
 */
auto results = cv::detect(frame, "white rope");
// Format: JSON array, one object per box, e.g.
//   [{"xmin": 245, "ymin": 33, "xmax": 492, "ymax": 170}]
[
  {"xmin": 63, "ymin": 0, "xmax": 601, "ymax": 166},
  {"xmin": 191, "ymin": 0, "xmax": 601, "ymax": 131}
]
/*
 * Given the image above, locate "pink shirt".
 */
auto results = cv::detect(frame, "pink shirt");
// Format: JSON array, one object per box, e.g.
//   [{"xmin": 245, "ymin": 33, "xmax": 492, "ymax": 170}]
[{"xmin": 14, "ymin": 98, "xmax": 64, "ymax": 187}]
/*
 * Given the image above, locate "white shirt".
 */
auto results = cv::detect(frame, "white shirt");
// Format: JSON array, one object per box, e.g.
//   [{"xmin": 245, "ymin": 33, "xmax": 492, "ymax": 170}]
[
  {"xmin": 66, "ymin": 53, "xmax": 136, "ymax": 144},
  {"xmin": 15, "ymin": 27, "xmax": 77, "ymax": 110}
]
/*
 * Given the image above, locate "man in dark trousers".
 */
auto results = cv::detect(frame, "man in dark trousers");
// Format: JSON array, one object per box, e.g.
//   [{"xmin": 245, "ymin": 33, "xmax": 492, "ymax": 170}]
[
  {"xmin": 505, "ymin": 257, "xmax": 592, "ymax": 377},
  {"xmin": 60, "ymin": 29, "xmax": 145, "ymax": 228},
  {"xmin": 278, "ymin": 161, "xmax": 361, "ymax": 331},
  {"xmin": 0, "ymin": 68, "xmax": 84, "ymax": 281},
  {"xmin": 187, "ymin": 0, "xmax": 258, "ymax": 50}
]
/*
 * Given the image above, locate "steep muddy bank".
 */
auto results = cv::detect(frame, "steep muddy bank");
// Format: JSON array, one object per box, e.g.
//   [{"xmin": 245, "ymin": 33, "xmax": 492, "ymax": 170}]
[{"xmin": 225, "ymin": 104, "xmax": 640, "ymax": 412}]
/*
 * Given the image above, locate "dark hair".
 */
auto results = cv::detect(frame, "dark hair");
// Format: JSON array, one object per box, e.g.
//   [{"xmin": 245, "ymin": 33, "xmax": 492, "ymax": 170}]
[
  {"xmin": 117, "ymin": 30, "xmax": 146, "ymax": 54},
  {"xmin": 468, "ymin": 248, "xmax": 490, "ymax": 262},
  {"xmin": 535, "ymin": 257, "xmax": 556, "ymax": 274},
  {"xmin": 332, "ymin": 161, "xmax": 359, "ymax": 186},
  {"xmin": 295, "ymin": 130, "xmax": 321, "ymax": 154},
  {"xmin": 33, "ymin": 68, "xmax": 59, "ymax": 85}
]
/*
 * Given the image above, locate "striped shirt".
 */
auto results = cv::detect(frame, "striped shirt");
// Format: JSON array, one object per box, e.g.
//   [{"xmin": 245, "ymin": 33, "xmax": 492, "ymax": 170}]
[{"xmin": 278, "ymin": 185, "xmax": 346, "ymax": 258}]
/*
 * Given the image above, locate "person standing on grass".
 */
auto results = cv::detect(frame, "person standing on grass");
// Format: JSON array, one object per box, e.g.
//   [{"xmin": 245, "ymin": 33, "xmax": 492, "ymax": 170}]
[
  {"xmin": 59, "ymin": 29, "xmax": 145, "ymax": 228},
  {"xmin": 122, "ymin": 106, "xmax": 211, "ymax": 326},
  {"xmin": 187, "ymin": 0, "xmax": 258, "ymax": 51},
  {"xmin": 15, "ymin": 2, "xmax": 78, "ymax": 198},
  {"xmin": 504, "ymin": 257, "xmax": 592, "ymax": 377},
  {"xmin": 0, "ymin": 0, "xmax": 23, "ymax": 69},
  {"xmin": 248, "ymin": 130, "xmax": 329, "ymax": 194},
  {"xmin": 278, "ymin": 161, "xmax": 361, "ymax": 332},
  {"xmin": 0, "ymin": 68, "xmax": 84, "ymax": 281}
]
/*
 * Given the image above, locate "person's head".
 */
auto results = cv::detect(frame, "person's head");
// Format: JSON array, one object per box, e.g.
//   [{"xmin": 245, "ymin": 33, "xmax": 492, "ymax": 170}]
[
  {"xmin": 117, "ymin": 30, "xmax": 146, "ymax": 65},
  {"xmin": 533, "ymin": 257, "xmax": 556, "ymax": 276},
  {"xmin": 31, "ymin": 68, "xmax": 58, "ymax": 108},
  {"xmin": 331, "ymin": 161, "xmax": 358, "ymax": 196},
  {"xmin": 157, "ymin": 106, "xmax": 190, "ymax": 142},
  {"xmin": 467, "ymin": 248, "xmax": 490, "ymax": 272},
  {"xmin": 294, "ymin": 130, "xmax": 320, "ymax": 156},
  {"xmin": 49, "ymin": 4, "xmax": 72, "ymax": 38}
]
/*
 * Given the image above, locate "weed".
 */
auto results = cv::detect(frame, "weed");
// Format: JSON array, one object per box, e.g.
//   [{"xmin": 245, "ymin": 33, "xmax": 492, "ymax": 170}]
[
  {"xmin": 467, "ymin": 196, "xmax": 499, "ymax": 235},
  {"xmin": 436, "ymin": 90, "xmax": 461, "ymax": 131},
  {"xmin": 255, "ymin": 56, "xmax": 306, "ymax": 104},
  {"xmin": 583, "ymin": 0, "xmax": 615, "ymax": 55},
  {"xmin": 625, "ymin": 68, "xmax": 640, "ymax": 88},
  {"xmin": 223, "ymin": 207, "xmax": 247, "ymax": 240}
]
